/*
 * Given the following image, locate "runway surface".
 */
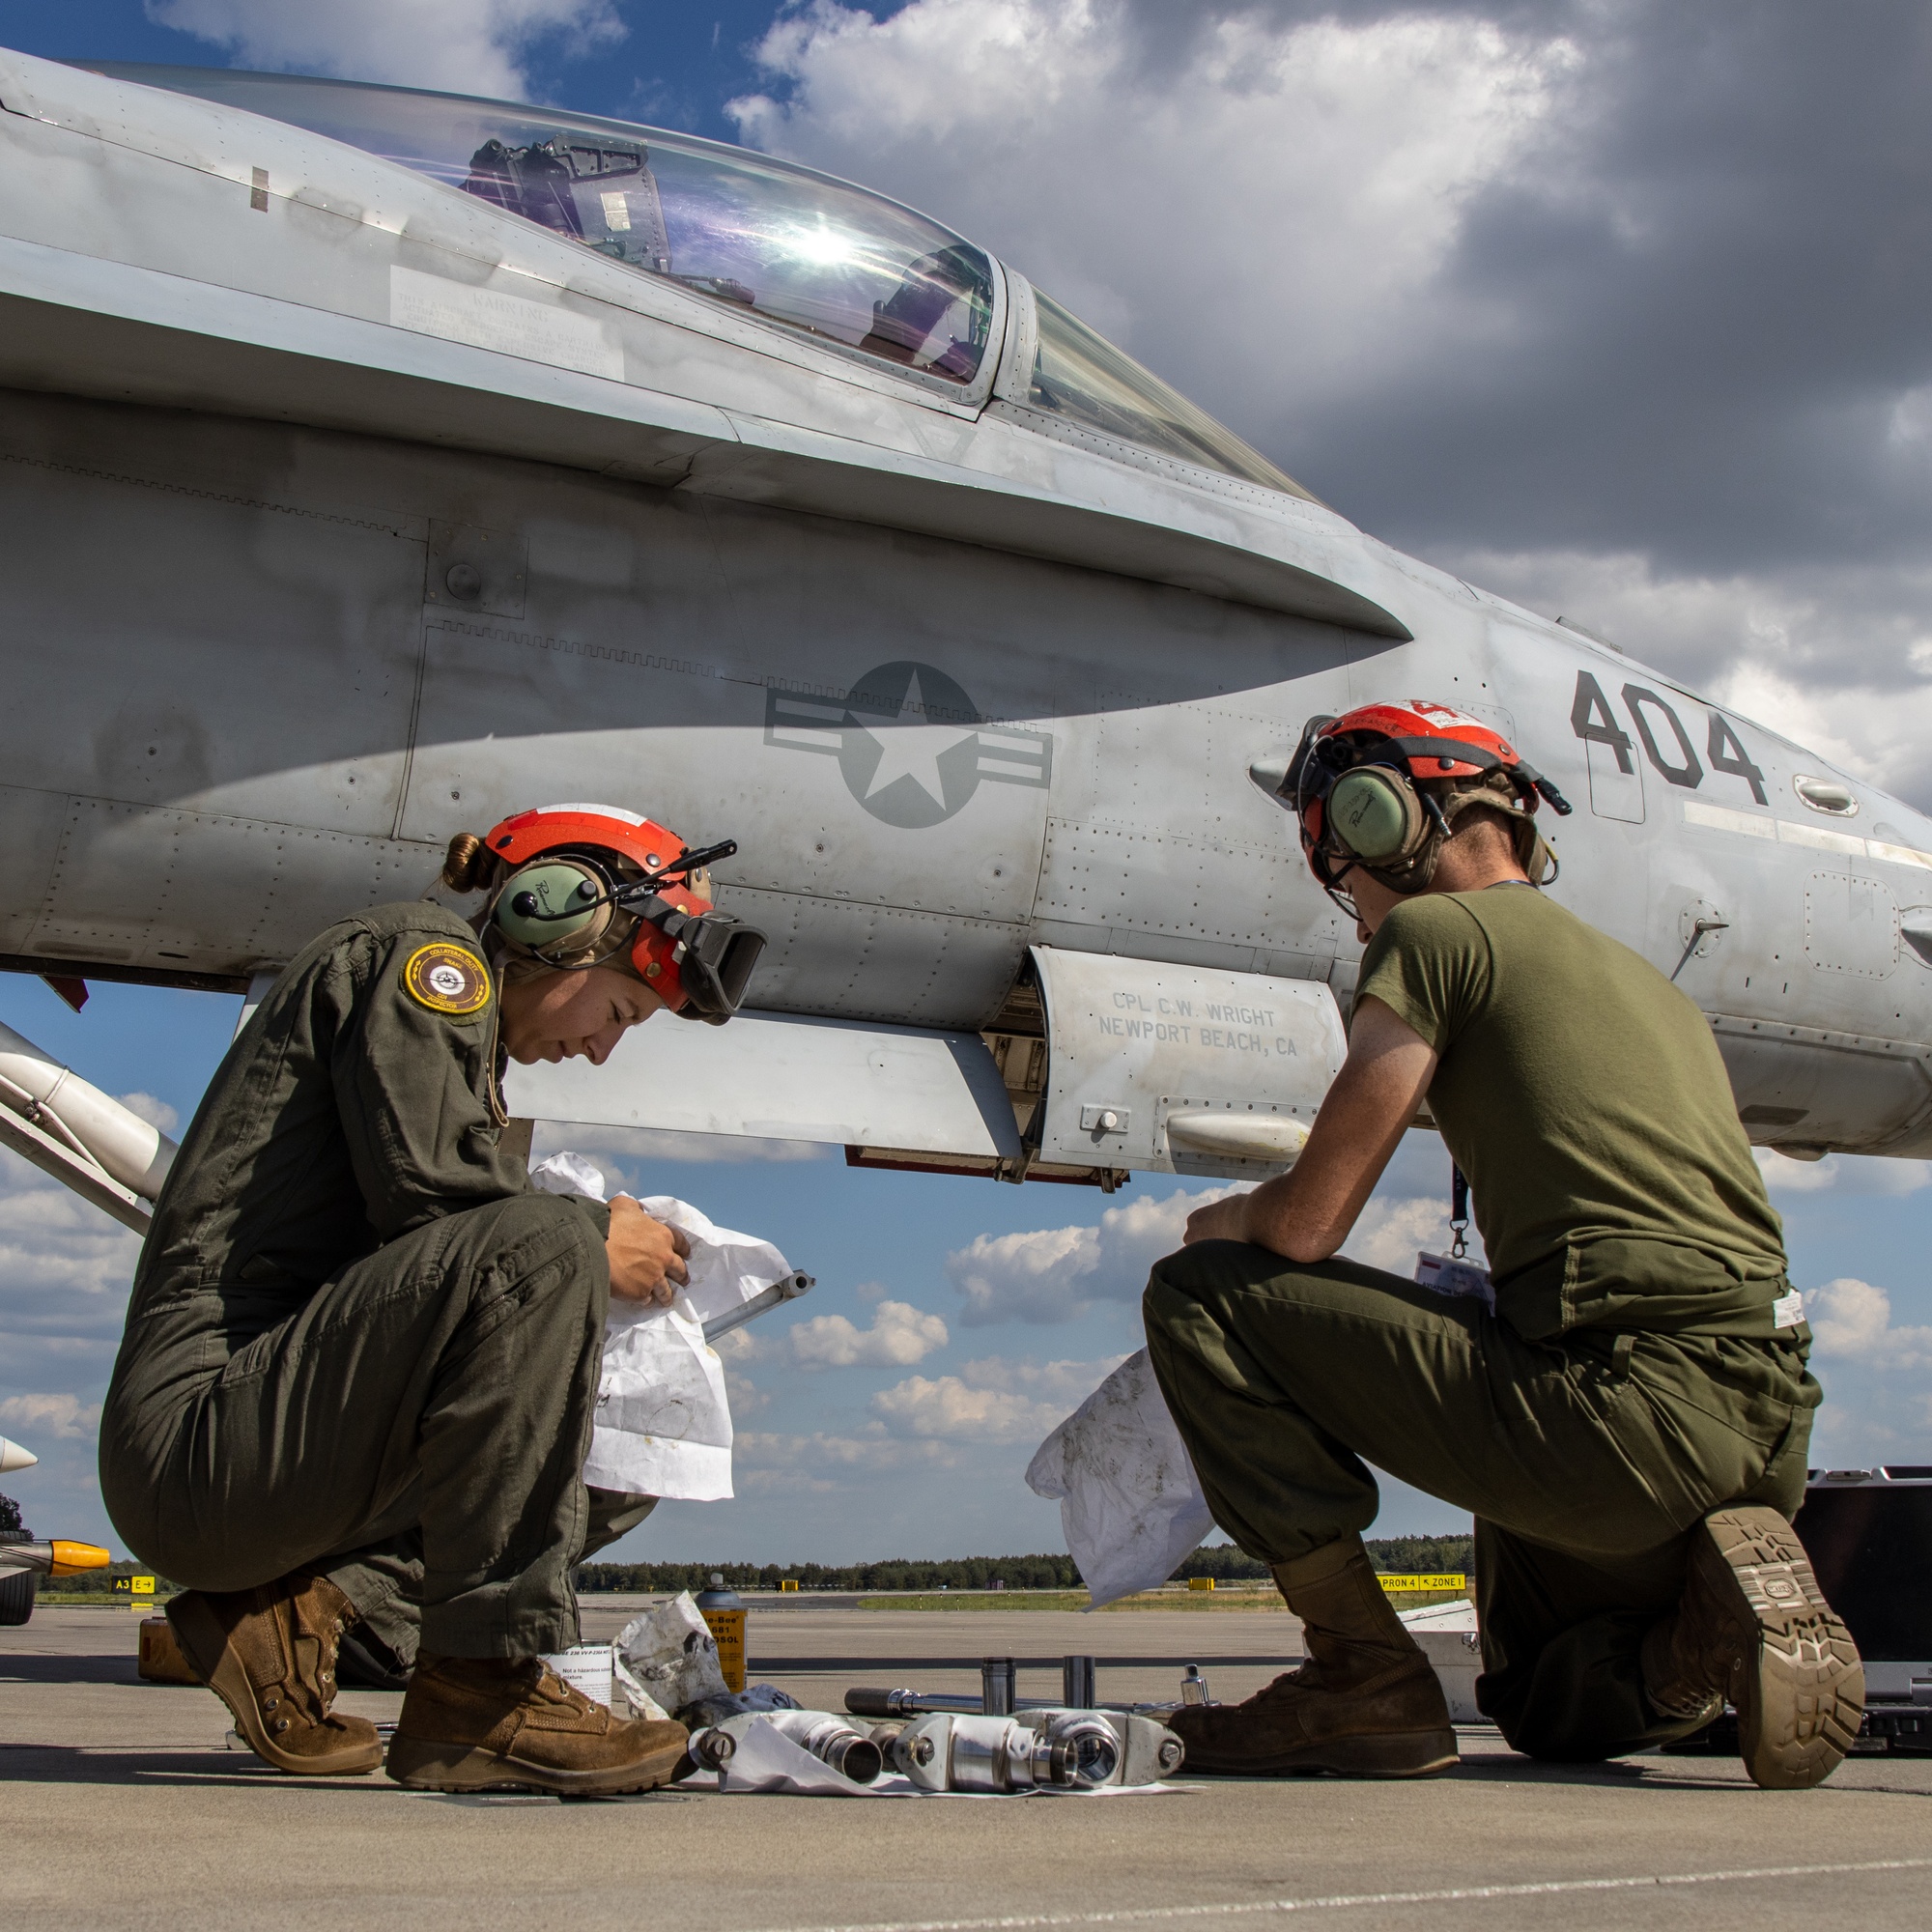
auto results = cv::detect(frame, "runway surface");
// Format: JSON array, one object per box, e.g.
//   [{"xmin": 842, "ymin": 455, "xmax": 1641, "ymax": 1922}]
[{"xmin": 6, "ymin": 1602, "xmax": 1928, "ymax": 1932}]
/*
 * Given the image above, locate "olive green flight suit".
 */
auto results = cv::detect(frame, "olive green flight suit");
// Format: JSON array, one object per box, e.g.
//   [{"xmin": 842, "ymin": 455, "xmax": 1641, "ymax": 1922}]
[
  {"xmin": 1146, "ymin": 1246, "xmax": 1816, "ymax": 1760},
  {"xmin": 1144, "ymin": 886, "xmax": 1820, "ymax": 1763},
  {"xmin": 99, "ymin": 902, "xmax": 647, "ymax": 1660}
]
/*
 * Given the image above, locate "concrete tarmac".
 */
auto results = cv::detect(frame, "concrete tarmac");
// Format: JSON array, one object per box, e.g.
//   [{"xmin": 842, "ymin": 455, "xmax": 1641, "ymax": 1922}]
[{"xmin": 6, "ymin": 1604, "xmax": 1929, "ymax": 1932}]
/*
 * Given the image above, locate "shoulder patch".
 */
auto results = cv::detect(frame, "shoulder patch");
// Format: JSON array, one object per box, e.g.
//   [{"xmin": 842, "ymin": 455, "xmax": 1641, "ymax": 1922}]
[{"xmin": 402, "ymin": 942, "xmax": 492, "ymax": 1019}]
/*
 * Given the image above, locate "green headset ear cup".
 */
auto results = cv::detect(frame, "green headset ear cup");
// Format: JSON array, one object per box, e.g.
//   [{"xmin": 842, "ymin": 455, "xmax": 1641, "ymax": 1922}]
[
  {"xmin": 494, "ymin": 861, "xmax": 605, "ymax": 948},
  {"xmin": 1328, "ymin": 768, "xmax": 1423, "ymax": 863}
]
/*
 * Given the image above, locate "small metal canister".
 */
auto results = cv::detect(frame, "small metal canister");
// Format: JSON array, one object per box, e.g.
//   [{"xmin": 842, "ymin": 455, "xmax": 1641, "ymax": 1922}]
[{"xmin": 696, "ymin": 1573, "xmax": 747, "ymax": 1692}]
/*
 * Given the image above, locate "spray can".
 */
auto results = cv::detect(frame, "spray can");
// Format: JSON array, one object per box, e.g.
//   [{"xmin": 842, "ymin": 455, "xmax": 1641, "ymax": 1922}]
[{"xmin": 696, "ymin": 1573, "xmax": 747, "ymax": 1692}]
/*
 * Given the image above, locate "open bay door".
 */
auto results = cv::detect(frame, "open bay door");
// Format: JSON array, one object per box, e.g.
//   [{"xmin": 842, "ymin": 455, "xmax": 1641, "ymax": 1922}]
[{"xmin": 505, "ymin": 946, "xmax": 1346, "ymax": 1188}]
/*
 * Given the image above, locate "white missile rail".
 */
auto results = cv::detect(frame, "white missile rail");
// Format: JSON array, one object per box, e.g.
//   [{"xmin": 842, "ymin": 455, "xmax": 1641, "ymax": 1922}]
[{"xmin": 0, "ymin": 1018, "xmax": 179, "ymax": 1234}]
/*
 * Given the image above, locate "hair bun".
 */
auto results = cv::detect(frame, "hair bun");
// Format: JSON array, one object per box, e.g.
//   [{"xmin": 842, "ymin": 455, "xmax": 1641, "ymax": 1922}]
[{"xmin": 440, "ymin": 832, "xmax": 493, "ymax": 894}]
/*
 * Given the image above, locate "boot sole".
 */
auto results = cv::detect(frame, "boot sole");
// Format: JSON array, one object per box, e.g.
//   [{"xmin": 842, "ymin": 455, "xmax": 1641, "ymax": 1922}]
[
  {"xmin": 385, "ymin": 1733, "xmax": 688, "ymax": 1797},
  {"xmin": 1692, "ymin": 1507, "xmax": 1864, "ymax": 1791},
  {"xmin": 166, "ymin": 1593, "xmax": 383, "ymax": 1777},
  {"xmin": 1180, "ymin": 1728, "xmax": 1460, "ymax": 1779}
]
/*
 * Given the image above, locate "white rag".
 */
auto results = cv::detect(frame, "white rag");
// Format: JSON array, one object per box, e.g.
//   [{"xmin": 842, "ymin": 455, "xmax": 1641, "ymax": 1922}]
[
  {"xmin": 1025, "ymin": 1350, "xmax": 1215, "ymax": 1609},
  {"xmin": 529, "ymin": 1152, "xmax": 797, "ymax": 1501}
]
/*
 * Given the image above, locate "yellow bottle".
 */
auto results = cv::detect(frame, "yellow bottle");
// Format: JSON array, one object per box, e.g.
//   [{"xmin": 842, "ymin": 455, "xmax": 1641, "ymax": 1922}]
[{"xmin": 696, "ymin": 1573, "xmax": 747, "ymax": 1692}]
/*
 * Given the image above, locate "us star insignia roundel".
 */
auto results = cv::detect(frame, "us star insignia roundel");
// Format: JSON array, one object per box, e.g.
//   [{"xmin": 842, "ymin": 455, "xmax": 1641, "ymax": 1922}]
[{"xmin": 402, "ymin": 942, "xmax": 492, "ymax": 1019}]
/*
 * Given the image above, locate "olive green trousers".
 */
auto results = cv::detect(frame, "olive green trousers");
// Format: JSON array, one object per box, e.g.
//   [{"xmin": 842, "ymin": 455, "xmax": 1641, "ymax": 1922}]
[
  {"xmin": 102, "ymin": 1194, "xmax": 635, "ymax": 1659},
  {"xmin": 1143, "ymin": 1241, "xmax": 1819, "ymax": 1761}
]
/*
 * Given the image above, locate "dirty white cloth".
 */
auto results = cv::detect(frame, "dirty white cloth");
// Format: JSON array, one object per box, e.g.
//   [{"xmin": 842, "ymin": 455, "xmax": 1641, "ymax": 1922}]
[
  {"xmin": 613, "ymin": 1592, "xmax": 728, "ymax": 1712},
  {"xmin": 1025, "ymin": 1350, "xmax": 1214, "ymax": 1610},
  {"xmin": 528, "ymin": 1153, "xmax": 797, "ymax": 1500}
]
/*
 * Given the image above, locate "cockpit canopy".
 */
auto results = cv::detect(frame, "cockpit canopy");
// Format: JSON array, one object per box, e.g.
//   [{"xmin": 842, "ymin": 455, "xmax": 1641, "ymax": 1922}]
[{"xmin": 92, "ymin": 67, "xmax": 1310, "ymax": 500}]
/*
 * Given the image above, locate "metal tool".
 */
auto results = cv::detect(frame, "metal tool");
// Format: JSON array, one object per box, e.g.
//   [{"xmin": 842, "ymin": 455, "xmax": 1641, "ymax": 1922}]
[
  {"xmin": 981, "ymin": 1655, "xmax": 1017, "ymax": 1717},
  {"xmin": 700, "ymin": 1273, "xmax": 815, "ymax": 1345}
]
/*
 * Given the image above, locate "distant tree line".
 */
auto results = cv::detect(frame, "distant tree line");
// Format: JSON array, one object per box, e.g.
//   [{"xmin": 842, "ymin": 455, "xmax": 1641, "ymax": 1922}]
[{"xmin": 573, "ymin": 1535, "xmax": 1476, "ymax": 1594}]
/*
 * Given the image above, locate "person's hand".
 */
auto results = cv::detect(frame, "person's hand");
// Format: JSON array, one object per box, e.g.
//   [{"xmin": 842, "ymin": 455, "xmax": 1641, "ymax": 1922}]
[
  {"xmin": 1182, "ymin": 1195, "xmax": 1251, "ymax": 1246},
  {"xmin": 605, "ymin": 1194, "xmax": 692, "ymax": 1304}
]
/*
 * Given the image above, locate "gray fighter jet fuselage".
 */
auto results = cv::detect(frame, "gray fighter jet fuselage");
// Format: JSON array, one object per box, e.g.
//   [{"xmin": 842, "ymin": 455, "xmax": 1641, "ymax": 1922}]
[{"xmin": 0, "ymin": 51, "xmax": 1925, "ymax": 1192}]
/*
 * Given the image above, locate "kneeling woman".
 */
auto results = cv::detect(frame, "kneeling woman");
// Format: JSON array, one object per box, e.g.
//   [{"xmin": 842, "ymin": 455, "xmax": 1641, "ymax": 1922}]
[{"xmin": 99, "ymin": 805, "xmax": 763, "ymax": 1795}]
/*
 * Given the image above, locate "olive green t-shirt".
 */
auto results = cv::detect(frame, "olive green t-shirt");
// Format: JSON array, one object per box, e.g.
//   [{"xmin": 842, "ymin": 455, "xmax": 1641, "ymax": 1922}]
[{"xmin": 1354, "ymin": 884, "xmax": 1789, "ymax": 1339}]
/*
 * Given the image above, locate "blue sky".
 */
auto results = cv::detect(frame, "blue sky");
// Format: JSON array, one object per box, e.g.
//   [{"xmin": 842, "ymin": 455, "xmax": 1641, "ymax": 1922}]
[{"xmin": 2, "ymin": 1, "xmax": 1929, "ymax": 1566}]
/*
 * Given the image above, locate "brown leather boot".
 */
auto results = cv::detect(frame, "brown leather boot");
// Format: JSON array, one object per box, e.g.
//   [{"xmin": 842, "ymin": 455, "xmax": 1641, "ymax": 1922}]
[
  {"xmin": 166, "ymin": 1572, "xmax": 382, "ymax": 1776},
  {"xmin": 1166, "ymin": 1538, "xmax": 1458, "ymax": 1776},
  {"xmin": 386, "ymin": 1653, "xmax": 689, "ymax": 1796},
  {"xmin": 1641, "ymin": 1505, "xmax": 1864, "ymax": 1790}
]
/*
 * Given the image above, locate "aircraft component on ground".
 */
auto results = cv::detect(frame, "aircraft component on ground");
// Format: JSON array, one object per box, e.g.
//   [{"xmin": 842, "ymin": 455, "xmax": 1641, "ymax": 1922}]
[
  {"xmin": 700, "ymin": 1709, "xmax": 885, "ymax": 1785},
  {"xmin": 890, "ymin": 1710, "xmax": 1122, "ymax": 1791}
]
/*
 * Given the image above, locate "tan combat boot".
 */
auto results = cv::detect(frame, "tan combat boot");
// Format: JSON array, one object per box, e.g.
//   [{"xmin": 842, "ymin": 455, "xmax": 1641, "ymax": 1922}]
[
  {"xmin": 166, "ymin": 1572, "xmax": 382, "ymax": 1776},
  {"xmin": 1166, "ymin": 1537, "xmax": 1458, "ymax": 1776},
  {"xmin": 1642, "ymin": 1504, "xmax": 1864, "ymax": 1790},
  {"xmin": 385, "ymin": 1653, "xmax": 689, "ymax": 1796}
]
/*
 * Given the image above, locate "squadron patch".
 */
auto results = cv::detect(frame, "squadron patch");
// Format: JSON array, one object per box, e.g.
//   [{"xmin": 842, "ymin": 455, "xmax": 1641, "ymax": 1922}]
[{"xmin": 402, "ymin": 942, "xmax": 492, "ymax": 1019}]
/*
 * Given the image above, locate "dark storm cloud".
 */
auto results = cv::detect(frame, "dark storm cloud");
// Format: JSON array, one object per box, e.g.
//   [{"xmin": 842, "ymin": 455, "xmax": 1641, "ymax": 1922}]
[{"xmin": 1214, "ymin": 2, "xmax": 1932, "ymax": 580}]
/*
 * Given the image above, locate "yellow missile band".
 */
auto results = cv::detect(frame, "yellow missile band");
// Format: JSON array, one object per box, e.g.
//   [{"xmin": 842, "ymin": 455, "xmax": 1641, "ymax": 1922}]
[{"xmin": 49, "ymin": 1540, "xmax": 110, "ymax": 1577}]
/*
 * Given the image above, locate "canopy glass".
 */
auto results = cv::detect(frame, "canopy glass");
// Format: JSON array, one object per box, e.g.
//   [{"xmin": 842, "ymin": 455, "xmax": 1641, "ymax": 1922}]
[
  {"xmin": 1029, "ymin": 290, "xmax": 1310, "ymax": 497},
  {"xmin": 94, "ymin": 67, "xmax": 1310, "ymax": 496}
]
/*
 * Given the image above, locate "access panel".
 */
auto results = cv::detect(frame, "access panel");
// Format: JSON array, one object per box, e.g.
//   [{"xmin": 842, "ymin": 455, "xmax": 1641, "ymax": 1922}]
[{"xmin": 1030, "ymin": 947, "xmax": 1346, "ymax": 1181}]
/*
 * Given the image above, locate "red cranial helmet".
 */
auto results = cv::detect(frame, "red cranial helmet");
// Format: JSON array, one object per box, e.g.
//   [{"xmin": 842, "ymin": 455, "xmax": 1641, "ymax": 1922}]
[
  {"xmin": 1283, "ymin": 701, "xmax": 1571, "ymax": 908},
  {"xmin": 476, "ymin": 804, "xmax": 765, "ymax": 1024}
]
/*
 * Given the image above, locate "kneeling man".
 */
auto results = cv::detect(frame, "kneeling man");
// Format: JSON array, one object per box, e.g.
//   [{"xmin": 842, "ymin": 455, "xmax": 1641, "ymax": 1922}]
[{"xmin": 1150, "ymin": 703, "xmax": 1862, "ymax": 1790}]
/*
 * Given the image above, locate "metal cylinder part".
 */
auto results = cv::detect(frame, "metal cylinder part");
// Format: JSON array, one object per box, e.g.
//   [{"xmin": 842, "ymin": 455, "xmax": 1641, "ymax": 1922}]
[
  {"xmin": 1062, "ymin": 1654, "xmax": 1096, "ymax": 1707},
  {"xmin": 897, "ymin": 1713, "xmax": 1122, "ymax": 1793},
  {"xmin": 683, "ymin": 1725, "xmax": 738, "ymax": 1773},
  {"xmin": 980, "ymin": 1655, "xmax": 1016, "ymax": 1717},
  {"xmin": 1019, "ymin": 1708, "xmax": 1179, "ymax": 1785},
  {"xmin": 736, "ymin": 1709, "xmax": 886, "ymax": 1785},
  {"xmin": 846, "ymin": 1686, "xmax": 982, "ymax": 1719}
]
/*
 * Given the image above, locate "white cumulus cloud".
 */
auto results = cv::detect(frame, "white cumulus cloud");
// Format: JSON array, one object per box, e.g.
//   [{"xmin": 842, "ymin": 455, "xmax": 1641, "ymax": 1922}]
[
  {"xmin": 1753, "ymin": 1149, "xmax": 1932, "ymax": 1199},
  {"xmin": 787, "ymin": 1299, "xmax": 950, "ymax": 1369},
  {"xmin": 947, "ymin": 1221, "xmax": 1101, "ymax": 1326},
  {"xmin": 0, "ymin": 1392, "xmax": 103, "ymax": 1440},
  {"xmin": 116, "ymin": 1093, "xmax": 181, "ymax": 1135},
  {"xmin": 945, "ymin": 1182, "xmax": 1243, "ymax": 1325},
  {"xmin": 956, "ymin": 1353, "xmax": 1127, "ymax": 1410},
  {"xmin": 1341, "ymin": 1194, "xmax": 1466, "ymax": 1274},
  {"xmin": 733, "ymin": 0, "xmax": 1569, "ymax": 413},
  {"xmin": 147, "ymin": 0, "xmax": 624, "ymax": 98},
  {"xmin": 870, "ymin": 1374, "xmax": 1069, "ymax": 1441},
  {"xmin": 1805, "ymin": 1277, "xmax": 1932, "ymax": 1368}
]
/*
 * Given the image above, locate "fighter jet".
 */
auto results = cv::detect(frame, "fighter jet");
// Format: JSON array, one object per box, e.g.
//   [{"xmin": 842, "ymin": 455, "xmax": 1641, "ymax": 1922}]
[{"xmin": 0, "ymin": 48, "xmax": 1926, "ymax": 1231}]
